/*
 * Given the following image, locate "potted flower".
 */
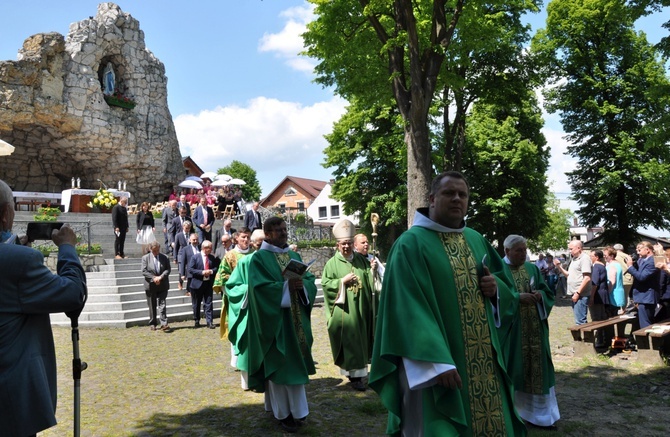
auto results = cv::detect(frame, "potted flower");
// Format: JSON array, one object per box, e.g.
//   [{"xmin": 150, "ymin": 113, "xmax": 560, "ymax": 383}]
[
  {"xmin": 87, "ymin": 188, "xmax": 118, "ymax": 213},
  {"xmin": 104, "ymin": 91, "xmax": 136, "ymax": 109}
]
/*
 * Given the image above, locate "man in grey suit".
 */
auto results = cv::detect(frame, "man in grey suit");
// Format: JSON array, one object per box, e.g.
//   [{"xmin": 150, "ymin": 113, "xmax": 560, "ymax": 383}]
[
  {"xmin": 142, "ymin": 241, "xmax": 172, "ymax": 331},
  {"xmin": 0, "ymin": 179, "xmax": 87, "ymax": 436}
]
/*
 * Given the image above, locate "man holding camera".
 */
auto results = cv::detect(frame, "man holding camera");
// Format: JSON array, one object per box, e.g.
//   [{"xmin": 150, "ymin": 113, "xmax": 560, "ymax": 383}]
[{"xmin": 0, "ymin": 179, "xmax": 87, "ymax": 436}]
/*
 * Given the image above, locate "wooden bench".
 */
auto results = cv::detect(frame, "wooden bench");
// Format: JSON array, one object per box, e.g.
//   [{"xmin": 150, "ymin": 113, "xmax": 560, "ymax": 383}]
[
  {"xmin": 632, "ymin": 319, "xmax": 670, "ymax": 365},
  {"xmin": 568, "ymin": 315, "xmax": 639, "ymax": 356}
]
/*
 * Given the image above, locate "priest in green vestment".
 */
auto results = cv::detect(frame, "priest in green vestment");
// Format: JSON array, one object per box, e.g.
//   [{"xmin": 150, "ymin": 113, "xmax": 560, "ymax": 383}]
[
  {"xmin": 224, "ymin": 229, "xmax": 265, "ymax": 390},
  {"xmin": 246, "ymin": 217, "xmax": 317, "ymax": 433},
  {"xmin": 369, "ymin": 171, "xmax": 526, "ymax": 436},
  {"xmin": 322, "ymin": 219, "xmax": 378, "ymax": 391},
  {"xmin": 502, "ymin": 234, "xmax": 560, "ymax": 429}
]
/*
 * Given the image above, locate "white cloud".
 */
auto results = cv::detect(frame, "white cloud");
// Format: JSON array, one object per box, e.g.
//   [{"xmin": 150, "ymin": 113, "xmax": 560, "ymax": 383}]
[
  {"xmin": 258, "ymin": 4, "xmax": 316, "ymax": 73},
  {"xmin": 174, "ymin": 96, "xmax": 347, "ymax": 195}
]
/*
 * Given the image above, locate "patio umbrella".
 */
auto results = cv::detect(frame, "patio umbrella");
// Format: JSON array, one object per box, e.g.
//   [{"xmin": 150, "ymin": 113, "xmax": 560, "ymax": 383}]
[
  {"xmin": 0, "ymin": 139, "xmax": 15, "ymax": 156},
  {"xmin": 178, "ymin": 180, "xmax": 203, "ymax": 189},
  {"xmin": 229, "ymin": 178, "xmax": 246, "ymax": 185},
  {"xmin": 210, "ymin": 179, "xmax": 231, "ymax": 187},
  {"xmin": 185, "ymin": 175, "xmax": 203, "ymax": 182},
  {"xmin": 215, "ymin": 174, "xmax": 232, "ymax": 181},
  {"xmin": 200, "ymin": 171, "xmax": 218, "ymax": 180}
]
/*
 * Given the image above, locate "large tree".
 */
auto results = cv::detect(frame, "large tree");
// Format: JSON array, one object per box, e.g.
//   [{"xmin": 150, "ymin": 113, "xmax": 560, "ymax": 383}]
[
  {"xmin": 306, "ymin": 0, "xmax": 465, "ymax": 225},
  {"xmin": 217, "ymin": 160, "xmax": 261, "ymax": 201},
  {"xmin": 322, "ymin": 98, "xmax": 407, "ymax": 256},
  {"xmin": 306, "ymin": 0, "xmax": 543, "ymax": 227},
  {"xmin": 527, "ymin": 192, "xmax": 573, "ymax": 254},
  {"xmin": 533, "ymin": 0, "xmax": 670, "ymax": 248},
  {"xmin": 463, "ymin": 91, "xmax": 550, "ymax": 252}
]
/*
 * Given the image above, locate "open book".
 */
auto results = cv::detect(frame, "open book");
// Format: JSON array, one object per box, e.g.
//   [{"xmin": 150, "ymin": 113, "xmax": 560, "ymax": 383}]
[{"xmin": 282, "ymin": 259, "xmax": 315, "ymax": 280}]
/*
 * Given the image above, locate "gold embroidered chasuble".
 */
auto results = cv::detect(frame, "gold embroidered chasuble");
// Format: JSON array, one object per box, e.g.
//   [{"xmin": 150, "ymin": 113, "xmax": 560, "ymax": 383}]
[
  {"xmin": 508, "ymin": 264, "xmax": 544, "ymax": 394},
  {"xmin": 440, "ymin": 233, "xmax": 507, "ymax": 435}
]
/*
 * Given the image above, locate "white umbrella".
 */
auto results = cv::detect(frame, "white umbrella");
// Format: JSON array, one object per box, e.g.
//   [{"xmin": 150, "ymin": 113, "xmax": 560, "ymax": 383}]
[
  {"xmin": 200, "ymin": 171, "xmax": 218, "ymax": 180},
  {"xmin": 210, "ymin": 179, "xmax": 231, "ymax": 187},
  {"xmin": 215, "ymin": 174, "xmax": 232, "ymax": 181},
  {"xmin": 185, "ymin": 175, "xmax": 203, "ymax": 182},
  {"xmin": 229, "ymin": 178, "xmax": 246, "ymax": 185},
  {"xmin": 0, "ymin": 139, "xmax": 15, "ymax": 156},
  {"xmin": 178, "ymin": 180, "xmax": 203, "ymax": 189}
]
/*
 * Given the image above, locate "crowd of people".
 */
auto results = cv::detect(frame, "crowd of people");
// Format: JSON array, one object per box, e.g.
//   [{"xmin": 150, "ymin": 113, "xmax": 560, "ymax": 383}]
[{"xmin": 7, "ymin": 170, "xmax": 670, "ymax": 435}]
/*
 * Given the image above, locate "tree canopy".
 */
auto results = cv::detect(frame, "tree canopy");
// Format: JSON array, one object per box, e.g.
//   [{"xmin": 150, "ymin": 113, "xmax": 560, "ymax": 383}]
[
  {"xmin": 217, "ymin": 160, "xmax": 261, "ymax": 201},
  {"xmin": 532, "ymin": 0, "xmax": 670, "ymax": 248}
]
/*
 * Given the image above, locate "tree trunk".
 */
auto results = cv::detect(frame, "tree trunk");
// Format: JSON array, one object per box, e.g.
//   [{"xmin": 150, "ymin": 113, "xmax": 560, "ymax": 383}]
[{"xmin": 405, "ymin": 119, "xmax": 432, "ymax": 227}]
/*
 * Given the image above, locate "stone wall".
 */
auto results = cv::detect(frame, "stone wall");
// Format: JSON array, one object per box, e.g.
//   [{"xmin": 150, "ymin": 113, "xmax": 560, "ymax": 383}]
[{"xmin": 0, "ymin": 3, "xmax": 183, "ymax": 202}]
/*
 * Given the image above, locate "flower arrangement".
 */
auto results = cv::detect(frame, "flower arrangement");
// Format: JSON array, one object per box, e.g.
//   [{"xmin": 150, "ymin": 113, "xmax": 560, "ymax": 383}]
[
  {"xmin": 34, "ymin": 206, "xmax": 62, "ymax": 222},
  {"xmin": 104, "ymin": 91, "xmax": 136, "ymax": 109},
  {"xmin": 87, "ymin": 188, "xmax": 118, "ymax": 212}
]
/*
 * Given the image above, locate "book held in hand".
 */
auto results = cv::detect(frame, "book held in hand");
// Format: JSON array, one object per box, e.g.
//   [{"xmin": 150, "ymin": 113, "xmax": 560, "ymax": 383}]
[{"xmin": 282, "ymin": 259, "xmax": 314, "ymax": 279}]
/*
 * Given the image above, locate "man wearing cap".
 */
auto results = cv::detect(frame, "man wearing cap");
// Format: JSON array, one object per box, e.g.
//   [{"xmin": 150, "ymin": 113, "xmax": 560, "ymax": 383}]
[
  {"xmin": 246, "ymin": 217, "xmax": 317, "ymax": 433},
  {"xmin": 322, "ymin": 219, "xmax": 377, "ymax": 391}
]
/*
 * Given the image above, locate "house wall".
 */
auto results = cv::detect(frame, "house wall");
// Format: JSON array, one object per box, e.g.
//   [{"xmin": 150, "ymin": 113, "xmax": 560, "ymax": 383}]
[
  {"xmin": 261, "ymin": 179, "xmax": 314, "ymax": 212},
  {"xmin": 307, "ymin": 184, "xmax": 358, "ymax": 225}
]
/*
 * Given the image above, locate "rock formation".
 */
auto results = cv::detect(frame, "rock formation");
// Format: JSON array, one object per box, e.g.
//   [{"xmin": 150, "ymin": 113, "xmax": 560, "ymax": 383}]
[{"xmin": 0, "ymin": 2, "xmax": 183, "ymax": 201}]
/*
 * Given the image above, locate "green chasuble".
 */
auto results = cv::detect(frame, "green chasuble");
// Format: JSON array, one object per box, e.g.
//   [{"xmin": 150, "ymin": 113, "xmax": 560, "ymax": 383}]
[
  {"xmin": 247, "ymin": 247, "xmax": 317, "ymax": 392},
  {"xmin": 321, "ymin": 251, "xmax": 378, "ymax": 371},
  {"xmin": 214, "ymin": 249, "xmax": 251, "ymax": 340},
  {"xmin": 504, "ymin": 261, "xmax": 556, "ymax": 396},
  {"xmin": 224, "ymin": 253, "xmax": 254, "ymax": 372},
  {"xmin": 369, "ymin": 212, "xmax": 525, "ymax": 437}
]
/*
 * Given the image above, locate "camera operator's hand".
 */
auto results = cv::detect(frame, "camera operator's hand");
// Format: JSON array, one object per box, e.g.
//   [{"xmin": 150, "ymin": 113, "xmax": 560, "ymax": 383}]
[{"xmin": 52, "ymin": 224, "xmax": 78, "ymax": 247}]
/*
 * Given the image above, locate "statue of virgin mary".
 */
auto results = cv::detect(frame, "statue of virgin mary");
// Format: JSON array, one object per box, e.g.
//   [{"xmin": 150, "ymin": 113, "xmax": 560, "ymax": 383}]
[{"xmin": 103, "ymin": 62, "xmax": 115, "ymax": 96}]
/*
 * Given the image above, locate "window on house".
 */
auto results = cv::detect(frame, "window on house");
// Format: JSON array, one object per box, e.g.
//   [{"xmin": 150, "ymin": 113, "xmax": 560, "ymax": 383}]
[
  {"xmin": 284, "ymin": 187, "xmax": 297, "ymax": 196},
  {"xmin": 330, "ymin": 205, "xmax": 340, "ymax": 218},
  {"xmin": 297, "ymin": 202, "xmax": 305, "ymax": 212},
  {"xmin": 278, "ymin": 203, "xmax": 286, "ymax": 213},
  {"xmin": 318, "ymin": 206, "xmax": 327, "ymax": 218}
]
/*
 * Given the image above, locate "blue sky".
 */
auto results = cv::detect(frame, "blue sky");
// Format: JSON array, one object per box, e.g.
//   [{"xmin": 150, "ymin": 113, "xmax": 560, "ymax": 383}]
[{"xmin": 1, "ymin": 1, "xmax": 667, "ymax": 201}]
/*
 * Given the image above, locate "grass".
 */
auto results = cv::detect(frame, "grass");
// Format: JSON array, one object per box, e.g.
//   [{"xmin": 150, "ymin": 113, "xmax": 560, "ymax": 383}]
[{"xmin": 40, "ymin": 300, "xmax": 670, "ymax": 436}]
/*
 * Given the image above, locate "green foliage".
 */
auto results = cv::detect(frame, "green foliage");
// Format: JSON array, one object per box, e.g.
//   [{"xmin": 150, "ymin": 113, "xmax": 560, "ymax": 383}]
[
  {"xmin": 322, "ymin": 99, "xmax": 408, "ymax": 256},
  {"xmin": 293, "ymin": 213, "xmax": 307, "ymax": 224},
  {"xmin": 527, "ymin": 192, "xmax": 574, "ymax": 253},
  {"xmin": 152, "ymin": 210, "xmax": 162, "ymax": 219},
  {"xmin": 76, "ymin": 243, "xmax": 102, "ymax": 255},
  {"xmin": 463, "ymin": 91, "xmax": 550, "ymax": 252},
  {"xmin": 532, "ymin": 0, "xmax": 670, "ymax": 248},
  {"xmin": 296, "ymin": 238, "xmax": 337, "ymax": 249},
  {"xmin": 33, "ymin": 214, "xmax": 58, "ymax": 222},
  {"xmin": 217, "ymin": 160, "xmax": 262, "ymax": 201}
]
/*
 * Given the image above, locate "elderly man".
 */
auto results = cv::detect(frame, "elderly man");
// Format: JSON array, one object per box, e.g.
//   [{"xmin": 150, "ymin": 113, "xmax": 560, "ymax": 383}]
[
  {"xmin": 244, "ymin": 201, "xmax": 262, "ymax": 232},
  {"xmin": 193, "ymin": 196, "xmax": 215, "ymax": 243},
  {"xmin": 188, "ymin": 239, "xmax": 219, "ymax": 329},
  {"xmin": 322, "ymin": 220, "xmax": 377, "ymax": 391},
  {"xmin": 503, "ymin": 234, "xmax": 559, "ymax": 430},
  {"xmin": 141, "ymin": 241, "xmax": 172, "ymax": 331},
  {"xmin": 554, "ymin": 240, "xmax": 592, "ymax": 325},
  {"xmin": 214, "ymin": 234, "xmax": 233, "ymax": 261},
  {"xmin": 354, "ymin": 232, "xmax": 384, "ymax": 291},
  {"xmin": 247, "ymin": 217, "xmax": 317, "ymax": 433},
  {"xmin": 369, "ymin": 171, "xmax": 524, "ymax": 436},
  {"xmin": 0, "ymin": 179, "xmax": 87, "ymax": 436}
]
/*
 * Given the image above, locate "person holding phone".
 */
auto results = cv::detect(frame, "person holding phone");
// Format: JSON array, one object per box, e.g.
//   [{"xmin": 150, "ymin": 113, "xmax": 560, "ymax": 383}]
[{"xmin": 0, "ymin": 179, "xmax": 87, "ymax": 436}]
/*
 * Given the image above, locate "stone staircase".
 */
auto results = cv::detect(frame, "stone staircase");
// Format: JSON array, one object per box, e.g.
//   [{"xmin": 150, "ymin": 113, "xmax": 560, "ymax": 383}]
[
  {"xmin": 50, "ymin": 257, "xmax": 224, "ymax": 328},
  {"xmin": 13, "ymin": 210, "xmax": 323, "ymax": 328}
]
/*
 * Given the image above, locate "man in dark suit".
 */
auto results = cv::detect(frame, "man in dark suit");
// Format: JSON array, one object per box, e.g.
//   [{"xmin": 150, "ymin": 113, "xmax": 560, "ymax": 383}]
[
  {"xmin": 188, "ymin": 239, "xmax": 219, "ymax": 328},
  {"xmin": 0, "ymin": 179, "xmax": 87, "ymax": 436},
  {"xmin": 141, "ymin": 241, "xmax": 172, "ymax": 331},
  {"xmin": 177, "ymin": 194, "xmax": 190, "ymax": 214},
  {"xmin": 627, "ymin": 241, "xmax": 660, "ymax": 328},
  {"xmin": 213, "ymin": 218, "xmax": 236, "ymax": 252},
  {"xmin": 111, "ymin": 196, "xmax": 130, "ymax": 259},
  {"xmin": 179, "ymin": 231, "xmax": 200, "ymax": 296},
  {"xmin": 172, "ymin": 206, "xmax": 192, "ymax": 239},
  {"xmin": 193, "ymin": 196, "xmax": 215, "ymax": 243},
  {"xmin": 244, "ymin": 201, "xmax": 262, "ymax": 232},
  {"xmin": 214, "ymin": 234, "xmax": 233, "ymax": 261},
  {"xmin": 162, "ymin": 200, "xmax": 178, "ymax": 256}
]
